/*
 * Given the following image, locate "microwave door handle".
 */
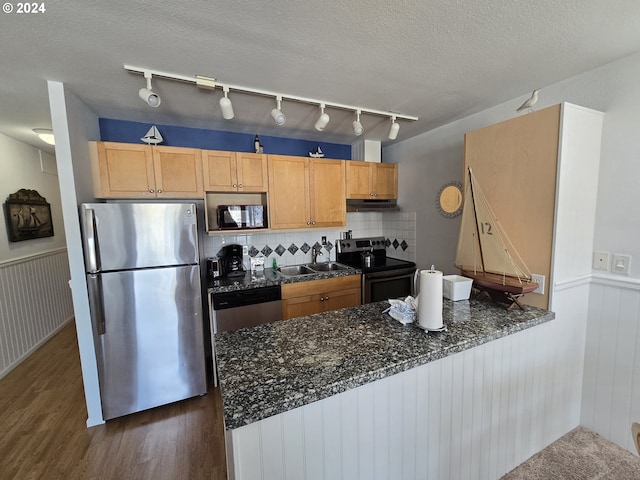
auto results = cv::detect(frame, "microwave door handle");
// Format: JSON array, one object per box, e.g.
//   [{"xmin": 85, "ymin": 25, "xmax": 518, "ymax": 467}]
[
  {"xmin": 83, "ymin": 207, "xmax": 100, "ymax": 273},
  {"xmin": 87, "ymin": 274, "xmax": 106, "ymax": 335}
]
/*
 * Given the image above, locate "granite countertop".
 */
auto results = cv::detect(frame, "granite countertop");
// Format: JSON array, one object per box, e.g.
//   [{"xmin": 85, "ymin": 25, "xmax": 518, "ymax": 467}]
[
  {"xmin": 215, "ymin": 296, "xmax": 555, "ymax": 430},
  {"xmin": 207, "ymin": 265, "xmax": 362, "ymax": 294}
]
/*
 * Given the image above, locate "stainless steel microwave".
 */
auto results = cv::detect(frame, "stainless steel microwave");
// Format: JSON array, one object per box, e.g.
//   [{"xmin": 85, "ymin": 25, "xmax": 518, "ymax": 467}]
[{"xmin": 217, "ymin": 205, "xmax": 267, "ymax": 230}]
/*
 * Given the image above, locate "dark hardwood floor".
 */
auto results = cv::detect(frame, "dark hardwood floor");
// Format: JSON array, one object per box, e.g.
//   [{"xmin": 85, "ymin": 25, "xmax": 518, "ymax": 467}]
[{"xmin": 0, "ymin": 321, "xmax": 227, "ymax": 480}]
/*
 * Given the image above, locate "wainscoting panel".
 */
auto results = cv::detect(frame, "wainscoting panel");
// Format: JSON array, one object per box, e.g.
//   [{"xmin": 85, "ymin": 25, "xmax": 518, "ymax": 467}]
[
  {"xmin": 228, "ymin": 283, "xmax": 589, "ymax": 480},
  {"xmin": 0, "ymin": 249, "xmax": 74, "ymax": 378},
  {"xmin": 581, "ymin": 275, "xmax": 640, "ymax": 454}
]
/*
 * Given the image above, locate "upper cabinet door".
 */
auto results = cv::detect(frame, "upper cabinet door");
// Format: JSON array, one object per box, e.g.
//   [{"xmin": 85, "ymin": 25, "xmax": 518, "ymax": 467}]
[
  {"xmin": 268, "ymin": 155, "xmax": 310, "ymax": 229},
  {"xmin": 372, "ymin": 163, "xmax": 398, "ymax": 199},
  {"xmin": 310, "ymin": 159, "xmax": 346, "ymax": 227},
  {"xmin": 236, "ymin": 153, "xmax": 268, "ymax": 192},
  {"xmin": 346, "ymin": 162, "xmax": 398, "ymax": 199},
  {"xmin": 91, "ymin": 142, "xmax": 156, "ymax": 198},
  {"xmin": 346, "ymin": 161, "xmax": 372, "ymax": 199},
  {"xmin": 152, "ymin": 146, "xmax": 203, "ymax": 198},
  {"xmin": 202, "ymin": 150, "xmax": 238, "ymax": 192}
]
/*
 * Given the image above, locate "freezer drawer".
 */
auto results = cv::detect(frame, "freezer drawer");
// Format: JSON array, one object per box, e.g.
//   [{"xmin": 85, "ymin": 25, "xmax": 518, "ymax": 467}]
[{"xmin": 89, "ymin": 265, "xmax": 207, "ymax": 420}]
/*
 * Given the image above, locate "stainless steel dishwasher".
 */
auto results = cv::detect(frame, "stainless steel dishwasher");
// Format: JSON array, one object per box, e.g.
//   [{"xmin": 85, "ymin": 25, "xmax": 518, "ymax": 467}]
[{"xmin": 209, "ymin": 285, "xmax": 282, "ymax": 385}]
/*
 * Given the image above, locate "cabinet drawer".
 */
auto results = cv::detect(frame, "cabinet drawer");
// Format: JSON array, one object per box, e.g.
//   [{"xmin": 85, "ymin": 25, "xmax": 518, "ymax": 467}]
[{"xmin": 281, "ymin": 275, "xmax": 361, "ymax": 300}]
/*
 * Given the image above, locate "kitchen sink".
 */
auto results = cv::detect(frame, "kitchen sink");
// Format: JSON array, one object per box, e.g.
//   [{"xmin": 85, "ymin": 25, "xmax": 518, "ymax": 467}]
[
  {"xmin": 277, "ymin": 262, "xmax": 354, "ymax": 277},
  {"xmin": 305, "ymin": 262, "xmax": 351, "ymax": 272},
  {"xmin": 278, "ymin": 265, "xmax": 316, "ymax": 276}
]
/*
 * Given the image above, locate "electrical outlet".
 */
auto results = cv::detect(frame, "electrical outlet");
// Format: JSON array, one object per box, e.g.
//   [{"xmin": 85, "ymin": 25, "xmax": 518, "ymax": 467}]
[
  {"xmin": 531, "ymin": 274, "xmax": 545, "ymax": 295},
  {"xmin": 612, "ymin": 254, "xmax": 631, "ymax": 275},
  {"xmin": 593, "ymin": 251, "xmax": 610, "ymax": 270},
  {"xmin": 242, "ymin": 245, "xmax": 248, "ymax": 256}
]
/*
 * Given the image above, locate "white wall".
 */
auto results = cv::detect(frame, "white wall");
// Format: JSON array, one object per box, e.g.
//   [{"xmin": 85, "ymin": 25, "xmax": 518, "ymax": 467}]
[
  {"xmin": 48, "ymin": 80, "xmax": 103, "ymax": 426},
  {"xmin": 0, "ymin": 134, "xmax": 73, "ymax": 378},
  {"xmin": 0, "ymin": 133, "xmax": 65, "ymax": 261}
]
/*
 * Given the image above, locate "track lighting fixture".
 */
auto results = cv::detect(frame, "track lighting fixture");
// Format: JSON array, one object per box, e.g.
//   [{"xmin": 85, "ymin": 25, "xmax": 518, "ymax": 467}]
[
  {"xmin": 352, "ymin": 110, "xmax": 364, "ymax": 136},
  {"xmin": 271, "ymin": 96, "xmax": 286, "ymax": 125},
  {"xmin": 314, "ymin": 103, "xmax": 330, "ymax": 131},
  {"xmin": 219, "ymin": 86, "xmax": 234, "ymax": 120},
  {"xmin": 33, "ymin": 128, "xmax": 55, "ymax": 145},
  {"xmin": 124, "ymin": 65, "xmax": 419, "ymax": 135},
  {"xmin": 138, "ymin": 71, "xmax": 161, "ymax": 108},
  {"xmin": 388, "ymin": 116, "xmax": 400, "ymax": 140}
]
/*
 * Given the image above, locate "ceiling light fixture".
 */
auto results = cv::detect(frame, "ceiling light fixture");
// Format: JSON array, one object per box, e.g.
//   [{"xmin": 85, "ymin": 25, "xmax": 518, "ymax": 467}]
[
  {"xmin": 388, "ymin": 116, "xmax": 400, "ymax": 140},
  {"xmin": 314, "ymin": 103, "xmax": 330, "ymax": 131},
  {"xmin": 138, "ymin": 71, "xmax": 161, "ymax": 108},
  {"xmin": 271, "ymin": 95, "xmax": 286, "ymax": 126},
  {"xmin": 352, "ymin": 110, "xmax": 364, "ymax": 136},
  {"xmin": 33, "ymin": 128, "xmax": 55, "ymax": 145},
  {"xmin": 124, "ymin": 65, "xmax": 419, "ymax": 134},
  {"xmin": 219, "ymin": 86, "xmax": 235, "ymax": 120}
]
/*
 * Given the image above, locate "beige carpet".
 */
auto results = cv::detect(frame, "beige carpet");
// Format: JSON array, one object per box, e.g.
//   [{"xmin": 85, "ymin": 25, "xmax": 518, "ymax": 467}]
[{"xmin": 501, "ymin": 426, "xmax": 640, "ymax": 479}]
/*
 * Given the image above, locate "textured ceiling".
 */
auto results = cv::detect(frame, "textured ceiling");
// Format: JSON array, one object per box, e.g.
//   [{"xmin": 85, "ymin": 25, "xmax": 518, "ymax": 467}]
[{"xmin": 1, "ymin": 0, "xmax": 640, "ymax": 153}]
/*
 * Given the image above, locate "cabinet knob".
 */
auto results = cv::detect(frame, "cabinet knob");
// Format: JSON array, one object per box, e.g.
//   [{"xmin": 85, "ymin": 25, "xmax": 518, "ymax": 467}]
[
  {"xmin": 311, "ymin": 221, "xmax": 316, "ymax": 225},
  {"xmin": 157, "ymin": 189, "xmax": 163, "ymax": 193},
  {"xmin": 320, "ymin": 297, "xmax": 325, "ymax": 301},
  {"xmin": 324, "ymin": 296, "xmax": 329, "ymax": 300},
  {"xmin": 373, "ymin": 192, "xmax": 378, "ymax": 197},
  {"xmin": 232, "ymin": 184, "xmax": 237, "ymax": 188},
  {"xmin": 370, "ymin": 192, "xmax": 374, "ymax": 196},
  {"xmin": 238, "ymin": 184, "xmax": 243, "ymax": 188},
  {"xmin": 307, "ymin": 221, "xmax": 311, "ymax": 225},
  {"xmin": 149, "ymin": 189, "xmax": 154, "ymax": 193}
]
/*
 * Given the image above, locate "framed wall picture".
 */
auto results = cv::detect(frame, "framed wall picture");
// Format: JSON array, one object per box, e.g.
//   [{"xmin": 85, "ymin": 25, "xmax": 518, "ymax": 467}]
[{"xmin": 4, "ymin": 189, "xmax": 54, "ymax": 242}]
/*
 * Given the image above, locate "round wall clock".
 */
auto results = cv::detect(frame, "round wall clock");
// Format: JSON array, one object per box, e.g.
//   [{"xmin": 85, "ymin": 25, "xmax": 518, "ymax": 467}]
[{"xmin": 436, "ymin": 182, "xmax": 463, "ymax": 218}]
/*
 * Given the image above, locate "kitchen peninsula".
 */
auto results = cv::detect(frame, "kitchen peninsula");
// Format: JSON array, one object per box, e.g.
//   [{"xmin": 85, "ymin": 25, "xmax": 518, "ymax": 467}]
[{"xmin": 215, "ymin": 296, "xmax": 554, "ymax": 480}]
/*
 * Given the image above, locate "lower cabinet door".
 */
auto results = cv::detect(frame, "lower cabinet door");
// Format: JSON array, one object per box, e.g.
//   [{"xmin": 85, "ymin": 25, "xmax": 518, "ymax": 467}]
[{"xmin": 323, "ymin": 287, "xmax": 361, "ymax": 312}]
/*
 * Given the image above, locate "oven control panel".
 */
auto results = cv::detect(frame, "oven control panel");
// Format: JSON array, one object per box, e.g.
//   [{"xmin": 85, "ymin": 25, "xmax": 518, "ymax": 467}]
[{"xmin": 336, "ymin": 236, "xmax": 386, "ymax": 253}]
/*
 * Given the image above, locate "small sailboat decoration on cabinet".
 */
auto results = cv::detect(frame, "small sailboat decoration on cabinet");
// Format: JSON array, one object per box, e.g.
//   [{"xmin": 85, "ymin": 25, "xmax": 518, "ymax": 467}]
[{"xmin": 455, "ymin": 167, "xmax": 538, "ymax": 310}]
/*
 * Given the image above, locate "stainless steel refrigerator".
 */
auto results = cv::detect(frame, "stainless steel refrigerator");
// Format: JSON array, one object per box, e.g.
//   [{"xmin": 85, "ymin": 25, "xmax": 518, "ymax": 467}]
[{"xmin": 81, "ymin": 202, "xmax": 207, "ymax": 420}]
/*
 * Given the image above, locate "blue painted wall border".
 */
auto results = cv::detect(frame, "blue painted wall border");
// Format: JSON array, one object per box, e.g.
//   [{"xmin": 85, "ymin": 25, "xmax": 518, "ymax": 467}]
[{"xmin": 99, "ymin": 118, "xmax": 352, "ymax": 159}]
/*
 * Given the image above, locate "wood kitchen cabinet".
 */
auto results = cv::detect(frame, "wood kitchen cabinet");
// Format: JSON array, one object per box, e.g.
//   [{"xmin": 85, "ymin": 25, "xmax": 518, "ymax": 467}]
[
  {"xmin": 281, "ymin": 275, "xmax": 361, "ymax": 320},
  {"xmin": 268, "ymin": 155, "xmax": 346, "ymax": 229},
  {"xmin": 346, "ymin": 161, "xmax": 398, "ymax": 199},
  {"xmin": 202, "ymin": 150, "xmax": 268, "ymax": 192},
  {"xmin": 90, "ymin": 142, "xmax": 203, "ymax": 198}
]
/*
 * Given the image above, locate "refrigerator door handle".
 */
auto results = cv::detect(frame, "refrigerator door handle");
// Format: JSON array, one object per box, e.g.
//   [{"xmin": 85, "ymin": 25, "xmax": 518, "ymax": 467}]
[
  {"xmin": 83, "ymin": 207, "xmax": 100, "ymax": 273},
  {"xmin": 87, "ymin": 274, "xmax": 106, "ymax": 335}
]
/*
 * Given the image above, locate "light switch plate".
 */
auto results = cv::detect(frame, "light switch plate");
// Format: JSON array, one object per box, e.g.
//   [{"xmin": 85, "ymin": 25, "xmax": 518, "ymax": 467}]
[
  {"xmin": 612, "ymin": 254, "xmax": 631, "ymax": 275},
  {"xmin": 593, "ymin": 251, "xmax": 610, "ymax": 270},
  {"xmin": 531, "ymin": 273, "xmax": 545, "ymax": 295}
]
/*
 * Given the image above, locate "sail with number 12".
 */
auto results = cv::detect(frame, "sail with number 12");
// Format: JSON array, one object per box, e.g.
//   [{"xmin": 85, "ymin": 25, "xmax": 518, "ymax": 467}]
[{"xmin": 455, "ymin": 167, "xmax": 539, "ymax": 304}]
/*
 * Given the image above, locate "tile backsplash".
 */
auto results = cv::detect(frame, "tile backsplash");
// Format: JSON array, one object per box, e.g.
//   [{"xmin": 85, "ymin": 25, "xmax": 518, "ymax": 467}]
[{"xmin": 202, "ymin": 211, "xmax": 416, "ymax": 267}]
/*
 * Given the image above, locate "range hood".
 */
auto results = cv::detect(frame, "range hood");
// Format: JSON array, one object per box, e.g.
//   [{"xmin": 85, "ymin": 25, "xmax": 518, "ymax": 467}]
[
  {"xmin": 348, "ymin": 139, "xmax": 400, "ymax": 212},
  {"xmin": 346, "ymin": 199, "xmax": 399, "ymax": 212}
]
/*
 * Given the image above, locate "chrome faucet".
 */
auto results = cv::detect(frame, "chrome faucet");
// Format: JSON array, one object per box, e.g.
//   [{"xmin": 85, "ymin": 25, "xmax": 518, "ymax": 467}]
[{"xmin": 311, "ymin": 245, "xmax": 324, "ymax": 264}]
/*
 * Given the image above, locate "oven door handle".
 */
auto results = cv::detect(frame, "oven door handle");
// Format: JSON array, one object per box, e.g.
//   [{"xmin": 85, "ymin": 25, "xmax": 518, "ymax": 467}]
[{"xmin": 364, "ymin": 267, "xmax": 417, "ymax": 280}]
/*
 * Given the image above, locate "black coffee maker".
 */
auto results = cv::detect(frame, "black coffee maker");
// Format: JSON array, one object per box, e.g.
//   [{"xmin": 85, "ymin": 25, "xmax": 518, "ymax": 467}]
[{"xmin": 219, "ymin": 244, "xmax": 246, "ymax": 277}]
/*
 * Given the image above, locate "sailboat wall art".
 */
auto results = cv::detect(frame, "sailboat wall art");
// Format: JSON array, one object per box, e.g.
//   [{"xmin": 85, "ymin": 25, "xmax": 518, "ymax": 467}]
[
  {"xmin": 4, "ymin": 189, "xmax": 54, "ymax": 242},
  {"xmin": 455, "ymin": 167, "xmax": 538, "ymax": 310}
]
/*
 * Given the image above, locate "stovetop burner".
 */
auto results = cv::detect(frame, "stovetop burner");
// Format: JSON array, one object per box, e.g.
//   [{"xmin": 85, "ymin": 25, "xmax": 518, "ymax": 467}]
[{"xmin": 335, "ymin": 236, "xmax": 416, "ymax": 274}]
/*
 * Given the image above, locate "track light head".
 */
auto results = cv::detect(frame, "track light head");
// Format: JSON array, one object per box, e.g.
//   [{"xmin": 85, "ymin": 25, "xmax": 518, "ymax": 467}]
[
  {"xmin": 314, "ymin": 103, "xmax": 330, "ymax": 131},
  {"xmin": 352, "ymin": 110, "xmax": 364, "ymax": 136},
  {"xmin": 271, "ymin": 96, "xmax": 286, "ymax": 125},
  {"xmin": 219, "ymin": 86, "xmax": 234, "ymax": 120},
  {"xmin": 388, "ymin": 116, "xmax": 400, "ymax": 140},
  {"xmin": 139, "ymin": 72, "xmax": 161, "ymax": 107}
]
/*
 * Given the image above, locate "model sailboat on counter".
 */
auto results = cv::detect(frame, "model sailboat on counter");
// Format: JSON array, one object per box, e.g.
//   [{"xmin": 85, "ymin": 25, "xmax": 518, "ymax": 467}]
[{"xmin": 455, "ymin": 167, "xmax": 538, "ymax": 310}]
